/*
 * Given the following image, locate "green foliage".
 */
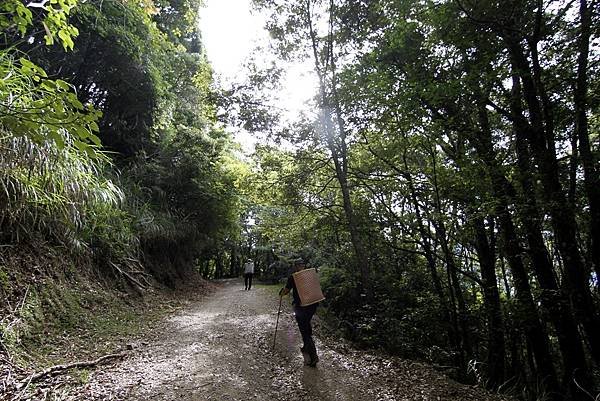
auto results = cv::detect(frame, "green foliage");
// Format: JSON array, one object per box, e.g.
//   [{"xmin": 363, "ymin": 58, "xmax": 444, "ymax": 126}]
[
  {"xmin": 0, "ymin": 131, "xmax": 123, "ymax": 247},
  {"xmin": 0, "ymin": 0, "xmax": 79, "ymax": 50},
  {"xmin": 0, "ymin": 0, "xmax": 33, "ymax": 36},
  {"xmin": 0, "ymin": 50, "xmax": 102, "ymax": 153},
  {"xmin": 319, "ymin": 259, "xmax": 449, "ymax": 360},
  {"xmin": 250, "ymin": 0, "xmax": 600, "ymax": 398},
  {"xmin": 319, "ymin": 265, "xmax": 358, "ymax": 309},
  {"xmin": 1, "ymin": 0, "xmax": 111, "ymax": 250},
  {"xmin": 0, "ymin": 0, "xmax": 246, "ymax": 287},
  {"xmin": 80, "ymin": 197, "xmax": 138, "ymax": 260},
  {"xmin": 261, "ymin": 260, "xmax": 290, "ymax": 283},
  {"xmin": 153, "ymin": 0, "xmax": 204, "ymax": 51}
]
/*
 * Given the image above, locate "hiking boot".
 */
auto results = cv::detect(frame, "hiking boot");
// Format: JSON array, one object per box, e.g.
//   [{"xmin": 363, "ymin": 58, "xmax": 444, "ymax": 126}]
[
  {"xmin": 300, "ymin": 347, "xmax": 311, "ymax": 365},
  {"xmin": 308, "ymin": 353, "xmax": 319, "ymax": 367}
]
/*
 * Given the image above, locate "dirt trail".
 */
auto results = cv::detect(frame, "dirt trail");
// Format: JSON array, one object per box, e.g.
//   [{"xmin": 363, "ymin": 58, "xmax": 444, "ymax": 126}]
[{"xmin": 79, "ymin": 279, "xmax": 510, "ymax": 401}]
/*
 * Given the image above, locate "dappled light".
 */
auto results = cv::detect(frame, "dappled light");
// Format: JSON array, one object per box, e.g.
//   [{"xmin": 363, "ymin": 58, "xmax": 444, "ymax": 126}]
[{"xmin": 77, "ymin": 281, "xmax": 510, "ymax": 400}]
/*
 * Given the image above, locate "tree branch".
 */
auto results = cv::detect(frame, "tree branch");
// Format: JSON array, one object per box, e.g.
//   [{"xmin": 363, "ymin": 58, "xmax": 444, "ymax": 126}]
[{"xmin": 20, "ymin": 352, "xmax": 127, "ymax": 386}]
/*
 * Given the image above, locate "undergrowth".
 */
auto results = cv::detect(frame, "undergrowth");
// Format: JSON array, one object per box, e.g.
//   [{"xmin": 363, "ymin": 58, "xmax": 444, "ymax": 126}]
[{"xmin": 0, "ymin": 244, "xmax": 190, "ymax": 371}]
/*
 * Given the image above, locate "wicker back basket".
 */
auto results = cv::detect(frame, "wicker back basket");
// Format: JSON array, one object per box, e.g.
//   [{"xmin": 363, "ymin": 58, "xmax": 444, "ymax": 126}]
[{"xmin": 292, "ymin": 268, "xmax": 325, "ymax": 306}]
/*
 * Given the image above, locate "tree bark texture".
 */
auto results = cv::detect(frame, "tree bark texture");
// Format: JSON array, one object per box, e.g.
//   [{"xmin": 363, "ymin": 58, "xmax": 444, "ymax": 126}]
[
  {"xmin": 474, "ymin": 90, "xmax": 592, "ymax": 399},
  {"xmin": 502, "ymin": 35, "xmax": 600, "ymax": 363},
  {"xmin": 472, "ymin": 216, "xmax": 506, "ymax": 389},
  {"xmin": 573, "ymin": 0, "xmax": 600, "ymax": 283},
  {"xmin": 306, "ymin": 0, "xmax": 371, "ymax": 295}
]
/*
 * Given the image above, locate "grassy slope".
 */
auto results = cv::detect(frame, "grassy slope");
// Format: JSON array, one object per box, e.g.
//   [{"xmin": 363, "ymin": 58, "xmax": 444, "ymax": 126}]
[{"xmin": 0, "ymin": 243, "xmax": 214, "ymax": 399}]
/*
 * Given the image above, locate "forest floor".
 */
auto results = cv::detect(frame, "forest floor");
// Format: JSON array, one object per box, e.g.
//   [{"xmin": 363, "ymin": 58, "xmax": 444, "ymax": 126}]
[{"xmin": 3, "ymin": 279, "xmax": 513, "ymax": 401}]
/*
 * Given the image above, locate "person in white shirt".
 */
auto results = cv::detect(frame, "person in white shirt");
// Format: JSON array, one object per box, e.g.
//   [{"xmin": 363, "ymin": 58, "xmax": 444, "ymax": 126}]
[{"xmin": 243, "ymin": 259, "xmax": 255, "ymax": 290}]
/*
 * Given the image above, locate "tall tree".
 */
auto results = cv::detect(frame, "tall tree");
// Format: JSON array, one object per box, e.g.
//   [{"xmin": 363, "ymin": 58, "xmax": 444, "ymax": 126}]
[{"xmin": 254, "ymin": 0, "xmax": 372, "ymax": 294}]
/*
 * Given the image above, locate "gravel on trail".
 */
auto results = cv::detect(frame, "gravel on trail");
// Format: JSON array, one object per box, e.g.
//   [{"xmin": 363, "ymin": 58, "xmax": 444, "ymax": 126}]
[{"xmin": 71, "ymin": 279, "xmax": 511, "ymax": 401}]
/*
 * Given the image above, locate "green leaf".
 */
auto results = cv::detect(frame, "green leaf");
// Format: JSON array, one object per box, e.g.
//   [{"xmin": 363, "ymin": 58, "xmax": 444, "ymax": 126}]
[
  {"xmin": 41, "ymin": 80, "xmax": 57, "ymax": 91},
  {"xmin": 48, "ymin": 130, "xmax": 66, "ymax": 149},
  {"xmin": 68, "ymin": 95, "xmax": 84, "ymax": 110},
  {"xmin": 19, "ymin": 57, "xmax": 35, "ymax": 70},
  {"xmin": 54, "ymin": 102, "xmax": 66, "ymax": 116},
  {"xmin": 89, "ymin": 133, "xmax": 102, "ymax": 146},
  {"xmin": 73, "ymin": 125, "xmax": 90, "ymax": 139},
  {"xmin": 56, "ymin": 79, "xmax": 70, "ymax": 91}
]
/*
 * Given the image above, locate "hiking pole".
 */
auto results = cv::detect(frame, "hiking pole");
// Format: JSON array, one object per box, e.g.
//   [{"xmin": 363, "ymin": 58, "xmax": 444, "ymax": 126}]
[{"xmin": 272, "ymin": 295, "xmax": 283, "ymax": 350}]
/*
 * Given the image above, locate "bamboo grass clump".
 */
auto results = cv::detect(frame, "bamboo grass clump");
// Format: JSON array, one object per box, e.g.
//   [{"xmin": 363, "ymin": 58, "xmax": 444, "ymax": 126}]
[{"xmin": 0, "ymin": 132, "xmax": 125, "ymax": 250}]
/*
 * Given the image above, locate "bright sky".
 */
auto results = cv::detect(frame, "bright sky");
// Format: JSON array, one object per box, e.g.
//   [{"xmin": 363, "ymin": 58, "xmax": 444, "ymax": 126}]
[
  {"xmin": 199, "ymin": 0, "xmax": 318, "ymax": 152},
  {"xmin": 200, "ymin": 0, "xmax": 268, "ymax": 79}
]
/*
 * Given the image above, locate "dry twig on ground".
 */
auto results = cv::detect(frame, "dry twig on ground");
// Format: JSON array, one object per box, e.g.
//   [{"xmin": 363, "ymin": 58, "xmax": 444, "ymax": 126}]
[
  {"xmin": 109, "ymin": 261, "xmax": 147, "ymax": 291},
  {"xmin": 19, "ymin": 352, "xmax": 127, "ymax": 388}
]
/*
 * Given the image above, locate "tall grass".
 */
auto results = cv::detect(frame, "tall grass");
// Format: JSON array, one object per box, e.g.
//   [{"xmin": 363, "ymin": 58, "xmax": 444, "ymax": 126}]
[
  {"xmin": 0, "ymin": 131, "xmax": 126, "ymax": 251},
  {"xmin": 1, "ymin": 47, "xmax": 129, "ymax": 255}
]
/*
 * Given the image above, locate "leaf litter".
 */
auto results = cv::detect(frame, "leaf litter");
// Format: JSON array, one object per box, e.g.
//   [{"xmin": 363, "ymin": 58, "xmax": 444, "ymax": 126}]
[{"xmin": 3, "ymin": 279, "xmax": 514, "ymax": 400}]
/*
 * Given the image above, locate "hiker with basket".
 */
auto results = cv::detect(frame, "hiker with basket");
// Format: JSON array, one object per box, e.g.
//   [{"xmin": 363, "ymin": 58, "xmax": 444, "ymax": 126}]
[{"xmin": 278, "ymin": 258, "xmax": 325, "ymax": 367}]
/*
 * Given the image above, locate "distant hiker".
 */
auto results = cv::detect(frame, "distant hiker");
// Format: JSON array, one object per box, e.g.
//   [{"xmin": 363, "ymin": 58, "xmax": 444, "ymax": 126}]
[
  {"xmin": 243, "ymin": 259, "xmax": 255, "ymax": 290},
  {"xmin": 279, "ymin": 258, "xmax": 324, "ymax": 367}
]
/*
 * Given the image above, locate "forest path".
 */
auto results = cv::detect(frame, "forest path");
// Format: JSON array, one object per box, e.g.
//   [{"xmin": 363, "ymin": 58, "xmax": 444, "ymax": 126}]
[{"xmin": 81, "ymin": 279, "xmax": 509, "ymax": 401}]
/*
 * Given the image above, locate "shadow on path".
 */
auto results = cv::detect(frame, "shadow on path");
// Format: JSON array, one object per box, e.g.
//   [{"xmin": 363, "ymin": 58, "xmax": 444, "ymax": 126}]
[{"xmin": 80, "ymin": 279, "xmax": 510, "ymax": 401}]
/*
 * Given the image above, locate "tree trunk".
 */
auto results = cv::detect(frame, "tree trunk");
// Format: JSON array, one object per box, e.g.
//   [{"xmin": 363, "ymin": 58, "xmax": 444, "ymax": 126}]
[
  {"xmin": 573, "ymin": 0, "xmax": 600, "ymax": 284},
  {"xmin": 505, "ymin": 324, "xmax": 523, "ymax": 385},
  {"xmin": 435, "ymin": 218, "xmax": 472, "ymax": 363},
  {"xmin": 471, "ymin": 164, "xmax": 560, "ymax": 396},
  {"xmin": 473, "ymin": 216, "xmax": 506, "ymax": 389},
  {"xmin": 215, "ymin": 251, "xmax": 223, "ymax": 279},
  {"xmin": 502, "ymin": 35, "xmax": 600, "ymax": 362},
  {"xmin": 400, "ymin": 153, "xmax": 457, "ymax": 349},
  {"xmin": 202, "ymin": 259, "xmax": 210, "ymax": 279},
  {"xmin": 429, "ymin": 149, "xmax": 472, "ymax": 365},
  {"xmin": 467, "ymin": 97, "xmax": 559, "ymax": 395},
  {"xmin": 229, "ymin": 246, "xmax": 237, "ymax": 277},
  {"xmin": 499, "ymin": 256, "xmax": 511, "ymax": 298},
  {"xmin": 496, "ymin": 200, "xmax": 560, "ymax": 398},
  {"xmin": 305, "ymin": 0, "xmax": 371, "ymax": 295},
  {"xmin": 505, "ymin": 77, "xmax": 593, "ymax": 398},
  {"xmin": 468, "ymin": 87, "xmax": 593, "ymax": 397}
]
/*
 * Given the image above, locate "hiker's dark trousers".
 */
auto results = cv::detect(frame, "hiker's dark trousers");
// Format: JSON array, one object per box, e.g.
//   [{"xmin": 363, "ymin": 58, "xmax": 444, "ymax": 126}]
[
  {"xmin": 294, "ymin": 304, "xmax": 318, "ymax": 356},
  {"xmin": 244, "ymin": 273, "xmax": 253, "ymax": 290}
]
